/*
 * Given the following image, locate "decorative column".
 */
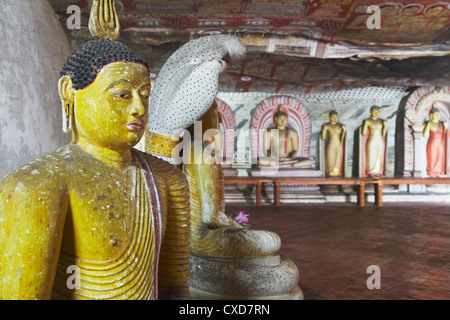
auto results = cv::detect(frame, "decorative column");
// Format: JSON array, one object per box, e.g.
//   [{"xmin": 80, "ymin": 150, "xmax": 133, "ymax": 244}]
[
  {"xmin": 409, "ymin": 124, "xmax": 426, "ymax": 192},
  {"xmin": 410, "ymin": 123, "xmax": 425, "ymax": 177}
]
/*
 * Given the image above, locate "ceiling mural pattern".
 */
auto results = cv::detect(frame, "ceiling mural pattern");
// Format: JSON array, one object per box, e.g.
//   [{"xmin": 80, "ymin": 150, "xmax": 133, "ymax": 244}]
[{"xmin": 50, "ymin": 0, "xmax": 450, "ymax": 94}]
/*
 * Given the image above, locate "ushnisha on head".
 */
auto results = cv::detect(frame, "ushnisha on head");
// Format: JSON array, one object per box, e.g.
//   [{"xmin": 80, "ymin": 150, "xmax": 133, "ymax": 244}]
[{"xmin": 58, "ymin": 39, "xmax": 151, "ymax": 150}]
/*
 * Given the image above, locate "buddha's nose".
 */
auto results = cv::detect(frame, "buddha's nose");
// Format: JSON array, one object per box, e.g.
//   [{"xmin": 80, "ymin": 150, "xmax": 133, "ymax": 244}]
[{"xmin": 129, "ymin": 95, "xmax": 145, "ymax": 117}]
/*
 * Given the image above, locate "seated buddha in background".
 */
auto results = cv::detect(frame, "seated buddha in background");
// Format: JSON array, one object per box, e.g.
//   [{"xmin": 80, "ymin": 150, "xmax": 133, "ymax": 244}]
[
  {"xmin": 0, "ymin": 38, "xmax": 190, "ymax": 300},
  {"xmin": 258, "ymin": 105, "xmax": 311, "ymax": 168}
]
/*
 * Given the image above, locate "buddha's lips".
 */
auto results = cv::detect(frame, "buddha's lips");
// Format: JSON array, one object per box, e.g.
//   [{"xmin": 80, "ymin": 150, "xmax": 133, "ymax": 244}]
[{"xmin": 125, "ymin": 122, "xmax": 144, "ymax": 131}]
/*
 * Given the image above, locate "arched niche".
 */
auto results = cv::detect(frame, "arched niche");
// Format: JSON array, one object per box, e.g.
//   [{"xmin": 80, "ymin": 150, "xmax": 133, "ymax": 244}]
[
  {"xmin": 401, "ymin": 86, "xmax": 450, "ymax": 176},
  {"xmin": 250, "ymin": 96, "xmax": 312, "ymax": 163},
  {"xmin": 215, "ymin": 98, "xmax": 236, "ymax": 164}
]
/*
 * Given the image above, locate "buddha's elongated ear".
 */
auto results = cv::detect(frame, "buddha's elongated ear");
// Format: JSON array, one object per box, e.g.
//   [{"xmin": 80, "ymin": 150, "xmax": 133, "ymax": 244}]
[{"xmin": 58, "ymin": 76, "xmax": 74, "ymax": 133}]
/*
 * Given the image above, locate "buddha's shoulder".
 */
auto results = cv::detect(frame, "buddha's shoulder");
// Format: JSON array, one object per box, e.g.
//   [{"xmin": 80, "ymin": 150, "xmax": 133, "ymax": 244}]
[
  {"xmin": 133, "ymin": 150, "xmax": 186, "ymax": 182},
  {"xmin": 0, "ymin": 144, "xmax": 79, "ymax": 189}
]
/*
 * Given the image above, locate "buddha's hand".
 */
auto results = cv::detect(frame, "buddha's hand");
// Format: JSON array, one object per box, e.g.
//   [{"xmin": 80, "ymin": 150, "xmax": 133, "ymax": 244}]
[
  {"xmin": 288, "ymin": 150, "xmax": 297, "ymax": 159},
  {"xmin": 147, "ymin": 35, "xmax": 246, "ymax": 139}
]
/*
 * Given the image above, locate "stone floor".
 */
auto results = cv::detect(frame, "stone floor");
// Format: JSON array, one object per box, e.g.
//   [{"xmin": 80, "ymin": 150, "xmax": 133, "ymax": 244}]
[{"xmin": 226, "ymin": 202, "xmax": 450, "ymax": 300}]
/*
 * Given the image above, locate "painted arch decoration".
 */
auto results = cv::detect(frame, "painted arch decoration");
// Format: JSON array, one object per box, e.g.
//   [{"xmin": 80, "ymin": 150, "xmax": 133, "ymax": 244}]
[
  {"xmin": 401, "ymin": 86, "xmax": 450, "ymax": 176},
  {"xmin": 216, "ymin": 98, "xmax": 236, "ymax": 163}
]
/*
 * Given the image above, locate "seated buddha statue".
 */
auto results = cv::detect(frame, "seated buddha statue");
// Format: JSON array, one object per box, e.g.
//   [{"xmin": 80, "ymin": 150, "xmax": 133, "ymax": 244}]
[
  {"xmin": 184, "ymin": 102, "xmax": 281, "ymax": 258},
  {"xmin": 258, "ymin": 105, "xmax": 311, "ymax": 168},
  {"xmin": 0, "ymin": 29, "xmax": 190, "ymax": 299}
]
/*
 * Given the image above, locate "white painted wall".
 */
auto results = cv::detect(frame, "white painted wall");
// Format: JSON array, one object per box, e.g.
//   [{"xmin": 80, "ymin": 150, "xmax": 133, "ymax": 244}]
[{"xmin": 0, "ymin": 0, "xmax": 72, "ymax": 178}]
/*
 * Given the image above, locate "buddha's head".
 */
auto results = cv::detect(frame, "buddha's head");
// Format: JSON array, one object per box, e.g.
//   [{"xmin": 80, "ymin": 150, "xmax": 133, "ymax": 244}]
[
  {"xmin": 430, "ymin": 106, "xmax": 441, "ymax": 122},
  {"xmin": 273, "ymin": 105, "xmax": 288, "ymax": 130},
  {"xmin": 329, "ymin": 110, "xmax": 338, "ymax": 124},
  {"xmin": 58, "ymin": 39, "xmax": 151, "ymax": 150},
  {"xmin": 370, "ymin": 106, "xmax": 380, "ymax": 120}
]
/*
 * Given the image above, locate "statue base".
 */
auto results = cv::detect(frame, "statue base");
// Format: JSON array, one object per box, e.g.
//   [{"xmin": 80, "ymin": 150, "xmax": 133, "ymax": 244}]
[{"xmin": 189, "ymin": 252, "xmax": 304, "ymax": 300}]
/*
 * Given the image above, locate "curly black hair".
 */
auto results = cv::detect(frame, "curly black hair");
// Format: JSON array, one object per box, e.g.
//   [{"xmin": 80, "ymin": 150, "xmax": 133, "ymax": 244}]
[{"xmin": 60, "ymin": 39, "xmax": 149, "ymax": 90}]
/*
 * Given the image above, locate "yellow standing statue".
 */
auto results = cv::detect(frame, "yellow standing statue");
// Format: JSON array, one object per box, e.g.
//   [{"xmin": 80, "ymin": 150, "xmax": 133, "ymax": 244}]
[
  {"xmin": 320, "ymin": 110, "xmax": 346, "ymax": 177},
  {"xmin": 361, "ymin": 106, "xmax": 388, "ymax": 177},
  {"xmin": 0, "ymin": 0, "xmax": 190, "ymax": 300}
]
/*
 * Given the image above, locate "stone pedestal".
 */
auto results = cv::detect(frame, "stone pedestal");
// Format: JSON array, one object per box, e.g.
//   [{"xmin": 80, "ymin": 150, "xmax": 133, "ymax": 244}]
[{"xmin": 189, "ymin": 253, "xmax": 303, "ymax": 300}]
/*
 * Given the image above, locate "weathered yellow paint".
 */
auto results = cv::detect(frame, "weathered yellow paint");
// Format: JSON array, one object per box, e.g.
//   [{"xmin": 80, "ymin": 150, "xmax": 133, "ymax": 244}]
[{"xmin": 0, "ymin": 62, "xmax": 190, "ymax": 300}]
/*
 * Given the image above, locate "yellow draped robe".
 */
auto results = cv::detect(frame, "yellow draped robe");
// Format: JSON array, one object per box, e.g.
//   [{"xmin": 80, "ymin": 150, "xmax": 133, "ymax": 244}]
[{"xmin": 0, "ymin": 144, "xmax": 190, "ymax": 300}]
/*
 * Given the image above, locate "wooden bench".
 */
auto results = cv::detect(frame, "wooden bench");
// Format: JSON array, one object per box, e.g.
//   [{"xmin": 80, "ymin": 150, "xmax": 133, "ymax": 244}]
[
  {"xmin": 272, "ymin": 177, "xmax": 366, "ymax": 207},
  {"xmin": 223, "ymin": 176, "xmax": 367, "ymax": 207},
  {"xmin": 222, "ymin": 177, "xmax": 274, "ymax": 206},
  {"xmin": 224, "ymin": 176, "xmax": 450, "ymax": 207},
  {"xmin": 372, "ymin": 177, "xmax": 450, "ymax": 207}
]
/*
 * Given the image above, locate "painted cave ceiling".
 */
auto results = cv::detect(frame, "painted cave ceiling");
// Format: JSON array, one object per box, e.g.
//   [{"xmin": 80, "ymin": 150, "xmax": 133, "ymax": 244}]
[{"xmin": 50, "ymin": 0, "xmax": 450, "ymax": 94}]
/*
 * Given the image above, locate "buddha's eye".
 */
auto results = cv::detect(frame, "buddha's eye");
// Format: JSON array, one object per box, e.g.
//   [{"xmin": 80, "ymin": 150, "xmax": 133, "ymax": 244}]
[
  {"xmin": 140, "ymin": 91, "xmax": 150, "ymax": 99},
  {"xmin": 109, "ymin": 86, "xmax": 132, "ymax": 99},
  {"xmin": 113, "ymin": 91, "xmax": 130, "ymax": 99}
]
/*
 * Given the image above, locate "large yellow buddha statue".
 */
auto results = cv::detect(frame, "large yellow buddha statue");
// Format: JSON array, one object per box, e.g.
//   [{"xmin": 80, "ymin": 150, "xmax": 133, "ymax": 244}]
[
  {"xmin": 259, "ymin": 105, "xmax": 311, "ymax": 168},
  {"xmin": 0, "ymin": 1, "xmax": 190, "ymax": 300}
]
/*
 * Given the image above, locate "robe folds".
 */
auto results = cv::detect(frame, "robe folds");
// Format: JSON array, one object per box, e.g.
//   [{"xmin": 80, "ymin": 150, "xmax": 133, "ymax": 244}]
[{"xmin": 0, "ymin": 144, "xmax": 190, "ymax": 300}]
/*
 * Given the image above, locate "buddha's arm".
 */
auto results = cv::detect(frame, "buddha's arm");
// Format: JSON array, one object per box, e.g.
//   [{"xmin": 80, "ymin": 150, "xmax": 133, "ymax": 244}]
[
  {"xmin": 151, "ymin": 158, "xmax": 191, "ymax": 300},
  {"xmin": 0, "ymin": 172, "xmax": 69, "ymax": 299},
  {"xmin": 320, "ymin": 124, "xmax": 328, "ymax": 141},
  {"xmin": 361, "ymin": 119, "xmax": 369, "ymax": 136},
  {"xmin": 382, "ymin": 120, "xmax": 388, "ymax": 137},
  {"xmin": 341, "ymin": 125, "xmax": 347, "ymax": 142},
  {"xmin": 423, "ymin": 121, "xmax": 431, "ymax": 138},
  {"xmin": 288, "ymin": 131, "xmax": 299, "ymax": 158},
  {"xmin": 191, "ymin": 159, "xmax": 240, "ymax": 229},
  {"xmin": 263, "ymin": 129, "xmax": 271, "ymax": 157}
]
